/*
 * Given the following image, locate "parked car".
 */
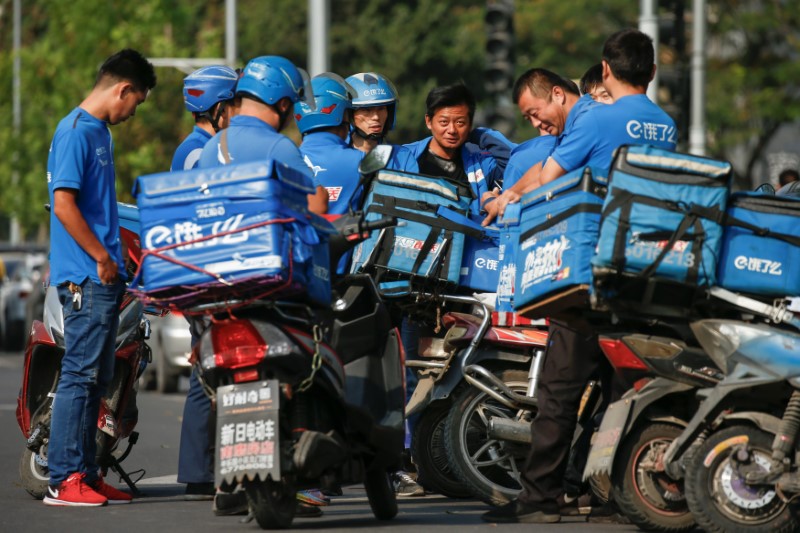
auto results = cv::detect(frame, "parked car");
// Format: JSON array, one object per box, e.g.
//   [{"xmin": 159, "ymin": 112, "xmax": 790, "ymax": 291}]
[
  {"xmin": 0, "ymin": 248, "xmax": 47, "ymax": 352},
  {"xmin": 142, "ymin": 310, "xmax": 192, "ymax": 393}
]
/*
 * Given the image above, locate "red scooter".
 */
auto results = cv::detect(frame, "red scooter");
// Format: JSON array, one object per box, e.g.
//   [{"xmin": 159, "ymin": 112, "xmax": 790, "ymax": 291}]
[
  {"xmin": 406, "ymin": 294, "xmax": 550, "ymax": 504},
  {"xmin": 16, "ymin": 203, "xmax": 154, "ymax": 499}
]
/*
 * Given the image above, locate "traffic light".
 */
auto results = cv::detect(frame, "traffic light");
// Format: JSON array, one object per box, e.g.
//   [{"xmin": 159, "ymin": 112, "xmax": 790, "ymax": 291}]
[
  {"xmin": 658, "ymin": 0, "xmax": 689, "ymax": 144},
  {"xmin": 484, "ymin": 0, "xmax": 515, "ymax": 135},
  {"xmin": 484, "ymin": 0, "xmax": 515, "ymax": 97}
]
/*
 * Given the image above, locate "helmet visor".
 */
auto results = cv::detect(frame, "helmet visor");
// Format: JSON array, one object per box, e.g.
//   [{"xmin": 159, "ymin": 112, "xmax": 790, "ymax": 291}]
[
  {"xmin": 296, "ymin": 68, "xmax": 316, "ymax": 111},
  {"xmin": 314, "ymin": 72, "xmax": 359, "ymax": 101}
]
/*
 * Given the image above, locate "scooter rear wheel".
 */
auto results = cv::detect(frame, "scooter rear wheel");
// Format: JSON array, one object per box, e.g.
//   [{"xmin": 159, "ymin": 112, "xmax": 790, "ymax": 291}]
[
  {"xmin": 245, "ymin": 478, "xmax": 297, "ymax": 529},
  {"xmin": 444, "ymin": 369, "xmax": 531, "ymax": 506},
  {"xmin": 19, "ymin": 447, "xmax": 50, "ymax": 499}
]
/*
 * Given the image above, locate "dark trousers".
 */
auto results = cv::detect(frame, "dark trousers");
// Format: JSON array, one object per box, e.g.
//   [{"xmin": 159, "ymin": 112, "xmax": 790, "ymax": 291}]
[
  {"xmin": 177, "ymin": 369, "xmax": 214, "ymax": 484},
  {"xmin": 518, "ymin": 319, "xmax": 605, "ymax": 505}
]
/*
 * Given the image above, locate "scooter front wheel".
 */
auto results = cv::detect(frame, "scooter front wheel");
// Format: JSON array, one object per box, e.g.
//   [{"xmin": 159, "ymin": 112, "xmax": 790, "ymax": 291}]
[
  {"xmin": 411, "ymin": 401, "xmax": 472, "ymax": 498},
  {"xmin": 364, "ymin": 467, "xmax": 398, "ymax": 520},
  {"xmin": 685, "ymin": 424, "xmax": 798, "ymax": 533},
  {"xmin": 245, "ymin": 478, "xmax": 297, "ymax": 530},
  {"xmin": 611, "ymin": 422, "xmax": 694, "ymax": 532}
]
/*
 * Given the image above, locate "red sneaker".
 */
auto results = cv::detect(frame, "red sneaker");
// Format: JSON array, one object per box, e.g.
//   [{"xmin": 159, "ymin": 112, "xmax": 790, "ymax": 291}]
[
  {"xmin": 43, "ymin": 473, "xmax": 108, "ymax": 507},
  {"xmin": 89, "ymin": 477, "xmax": 133, "ymax": 504}
]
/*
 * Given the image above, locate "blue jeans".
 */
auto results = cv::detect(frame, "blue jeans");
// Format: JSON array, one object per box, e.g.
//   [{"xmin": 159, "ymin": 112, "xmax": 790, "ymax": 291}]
[{"xmin": 48, "ymin": 279, "xmax": 124, "ymax": 485}]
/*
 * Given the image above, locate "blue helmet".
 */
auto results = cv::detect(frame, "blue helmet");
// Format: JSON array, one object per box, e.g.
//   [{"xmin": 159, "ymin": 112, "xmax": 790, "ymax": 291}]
[
  {"xmin": 236, "ymin": 55, "xmax": 312, "ymax": 107},
  {"xmin": 294, "ymin": 73, "xmax": 357, "ymax": 135},
  {"xmin": 345, "ymin": 72, "xmax": 399, "ymax": 136},
  {"xmin": 183, "ymin": 65, "xmax": 239, "ymax": 113}
]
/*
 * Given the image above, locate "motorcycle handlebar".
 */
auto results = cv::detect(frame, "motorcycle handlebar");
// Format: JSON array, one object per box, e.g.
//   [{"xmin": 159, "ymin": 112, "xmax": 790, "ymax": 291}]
[{"xmin": 360, "ymin": 216, "xmax": 398, "ymax": 233}]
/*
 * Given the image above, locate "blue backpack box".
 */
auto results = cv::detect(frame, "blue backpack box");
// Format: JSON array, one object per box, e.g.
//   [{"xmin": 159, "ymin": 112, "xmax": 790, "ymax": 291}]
[
  {"xmin": 459, "ymin": 225, "xmax": 501, "ymax": 293},
  {"xmin": 593, "ymin": 145, "xmax": 733, "ymax": 286},
  {"xmin": 514, "ymin": 167, "xmax": 607, "ymax": 314},
  {"xmin": 495, "ymin": 203, "xmax": 522, "ymax": 313},
  {"xmin": 350, "ymin": 169, "xmax": 480, "ymax": 289},
  {"xmin": 133, "ymin": 161, "xmax": 332, "ymax": 307},
  {"xmin": 717, "ymin": 192, "xmax": 800, "ymax": 297}
]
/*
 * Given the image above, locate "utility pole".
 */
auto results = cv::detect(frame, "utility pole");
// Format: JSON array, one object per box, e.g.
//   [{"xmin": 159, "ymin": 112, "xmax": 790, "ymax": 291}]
[
  {"xmin": 11, "ymin": 0, "xmax": 21, "ymax": 244},
  {"xmin": 689, "ymin": 0, "xmax": 707, "ymax": 156},
  {"xmin": 639, "ymin": 0, "xmax": 659, "ymax": 103},
  {"xmin": 308, "ymin": 0, "xmax": 330, "ymax": 76}
]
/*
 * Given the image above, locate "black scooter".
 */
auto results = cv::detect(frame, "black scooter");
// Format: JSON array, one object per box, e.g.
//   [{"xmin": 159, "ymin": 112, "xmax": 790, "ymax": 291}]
[{"xmin": 191, "ymin": 150, "xmax": 404, "ymax": 530}]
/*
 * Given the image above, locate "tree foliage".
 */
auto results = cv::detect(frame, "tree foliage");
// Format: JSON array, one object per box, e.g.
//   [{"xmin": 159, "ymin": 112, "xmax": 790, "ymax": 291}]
[{"xmin": 0, "ymin": 0, "xmax": 797, "ymax": 237}]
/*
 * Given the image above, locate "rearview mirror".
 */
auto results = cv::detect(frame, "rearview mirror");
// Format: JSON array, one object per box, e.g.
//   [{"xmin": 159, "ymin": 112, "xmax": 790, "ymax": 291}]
[{"xmin": 358, "ymin": 144, "xmax": 393, "ymax": 176}]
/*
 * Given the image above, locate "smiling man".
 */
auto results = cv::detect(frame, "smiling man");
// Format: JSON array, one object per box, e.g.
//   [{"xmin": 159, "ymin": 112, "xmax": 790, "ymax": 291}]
[{"xmin": 403, "ymin": 83, "xmax": 513, "ymax": 216}]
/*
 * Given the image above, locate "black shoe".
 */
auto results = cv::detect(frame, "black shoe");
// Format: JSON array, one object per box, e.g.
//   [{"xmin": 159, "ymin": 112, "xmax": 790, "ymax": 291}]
[
  {"xmin": 213, "ymin": 491, "xmax": 249, "ymax": 516},
  {"xmin": 587, "ymin": 502, "xmax": 631, "ymax": 524},
  {"xmin": 481, "ymin": 499, "xmax": 561, "ymax": 524},
  {"xmin": 557, "ymin": 492, "xmax": 593, "ymax": 516},
  {"xmin": 295, "ymin": 501, "xmax": 323, "ymax": 518},
  {"xmin": 185, "ymin": 482, "xmax": 215, "ymax": 501}
]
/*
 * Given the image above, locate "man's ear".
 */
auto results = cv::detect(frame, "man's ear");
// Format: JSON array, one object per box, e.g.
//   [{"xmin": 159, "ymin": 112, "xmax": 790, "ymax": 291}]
[
  {"xmin": 552, "ymin": 85, "xmax": 565, "ymax": 105},
  {"xmin": 602, "ymin": 60, "xmax": 612, "ymax": 81},
  {"xmin": 116, "ymin": 82, "xmax": 130, "ymax": 99},
  {"xmin": 424, "ymin": 114, "xmax": 433, "ymax": 132}
]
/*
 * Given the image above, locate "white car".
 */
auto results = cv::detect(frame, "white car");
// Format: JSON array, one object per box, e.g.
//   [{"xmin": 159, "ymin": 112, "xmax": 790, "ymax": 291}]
[
  {"xmin": 0, "ymin": 250, "xmax": 47, "ymax": 352},
  {"xmin": 142, "ymin": 310, "xmax": 193, "ymax": 393}
]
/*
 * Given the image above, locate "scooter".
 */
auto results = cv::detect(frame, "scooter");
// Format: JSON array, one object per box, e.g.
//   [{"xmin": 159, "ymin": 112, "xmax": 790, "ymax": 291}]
[
  {"xmin": 659, "ymin": 290, "xmax": 800, "ymax": 533},
  {"xmin": 16, "ymin": 203, "xmax": 153, "ymax": 499},
  {"xmin": 583, "ymin": 328, "xmax": 723, "ymax": 532},
  {"xmin": 406, "ymin": 295, "xmax": 547, "ymax": 503},
  {"xmin": 190, "ymin": 208, "xmax": 405, "ymax": 530}
]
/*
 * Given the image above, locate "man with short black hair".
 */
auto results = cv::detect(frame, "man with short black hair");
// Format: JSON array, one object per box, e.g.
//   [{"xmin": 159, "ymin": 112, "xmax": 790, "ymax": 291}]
[
  {"xmin": 404, "ymin": 83, "xmax": 513, "ymax": 216},
  {"xmin": 45, "ymin": 48, "xmax": 155, "ymax": 507},
  {"xmin": 779, "ymin": 168, "xmax": 799, "ymax": 187},
  {"xmin": 482, "ymin": 29, "xmax": 676, "ymax": 524}
]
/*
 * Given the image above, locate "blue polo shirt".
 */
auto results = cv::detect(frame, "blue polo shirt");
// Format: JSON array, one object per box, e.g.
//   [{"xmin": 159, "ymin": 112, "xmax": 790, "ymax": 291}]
[
  {"xmin": 171, "ymin": 125, "xmax": 212, "ymax": 171},
  {"xmin": 47, "ymin": 107, "xmax": 125, "ymax": 285},
  {"xmin": 503, "ymin": 135, "xmax": 558, "ymax": 190},
  {"xmin": 299, "ymin": 132, "xmax": 364, "ymax": 214},
  {"xmin": 552, "ymin": 94, "xmax": 677, "ymax": 171},
  {"xmin": 198, "ymin": 115, "xmax": 317, "ymax": 187}
]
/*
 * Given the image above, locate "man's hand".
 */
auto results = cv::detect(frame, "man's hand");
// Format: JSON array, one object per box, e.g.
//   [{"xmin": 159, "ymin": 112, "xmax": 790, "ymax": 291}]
[
  {"xmin": 496, "ymin": 190, "xmax": 521, "ymax": 217},
  {"xmin": 97, "ymin": 252, "xmax": 119, "ymax": 285}
]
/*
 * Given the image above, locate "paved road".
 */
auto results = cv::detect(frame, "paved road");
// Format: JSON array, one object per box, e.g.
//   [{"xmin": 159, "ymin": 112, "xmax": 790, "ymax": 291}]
[{"xmin": 0, "ymin": 350, "xmax": 639, "ymax": 532}]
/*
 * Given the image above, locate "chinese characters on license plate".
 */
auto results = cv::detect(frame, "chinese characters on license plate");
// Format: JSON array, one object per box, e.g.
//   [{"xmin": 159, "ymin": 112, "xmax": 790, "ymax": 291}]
[{"xmin": 215, "ymin": 380, "xmax": 281, "ymax": 485}]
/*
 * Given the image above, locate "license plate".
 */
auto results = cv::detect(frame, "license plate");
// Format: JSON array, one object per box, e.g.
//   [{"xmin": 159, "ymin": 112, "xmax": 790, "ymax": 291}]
[
  {"xmin": 582, "ymin": 397, "xmax": 632, "ymax": 480},
  {"xmin": 215, "ymin": 380, "xmax": 281, "ymax": 486}
]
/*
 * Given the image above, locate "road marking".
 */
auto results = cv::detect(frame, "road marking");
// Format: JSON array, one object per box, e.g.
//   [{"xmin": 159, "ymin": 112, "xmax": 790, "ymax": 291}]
[{"xmin": 137, "ymin": 474, "xmax": 178, "ymax": 486}]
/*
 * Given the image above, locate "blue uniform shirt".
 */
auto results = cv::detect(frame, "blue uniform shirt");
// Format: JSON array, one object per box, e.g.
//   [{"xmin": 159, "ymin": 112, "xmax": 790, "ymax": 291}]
[
  {"xmin": 198, "ymin": 115, "xmax": 318, "ymax": 186},
  {"xmin": 171, "ymin": 125, "xmax": 212, "ymax": 171},
  {"xmin": 552, "ymin": 94, "xmax": 677, "ymax": 171},
  {"xmin": 403, "ymin": 128, "xmax": 514, "ymax": 215},
  {"xmin": 504, "ymin": 135, "xmax": 558, "ymax": 190},
  {"xmin": 47, "ymin": 107, "xmax": 125, "ymax": 285},
  {"xmin": 299, "ymin": 132, "xmax": 364, "ymax": 214}
]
